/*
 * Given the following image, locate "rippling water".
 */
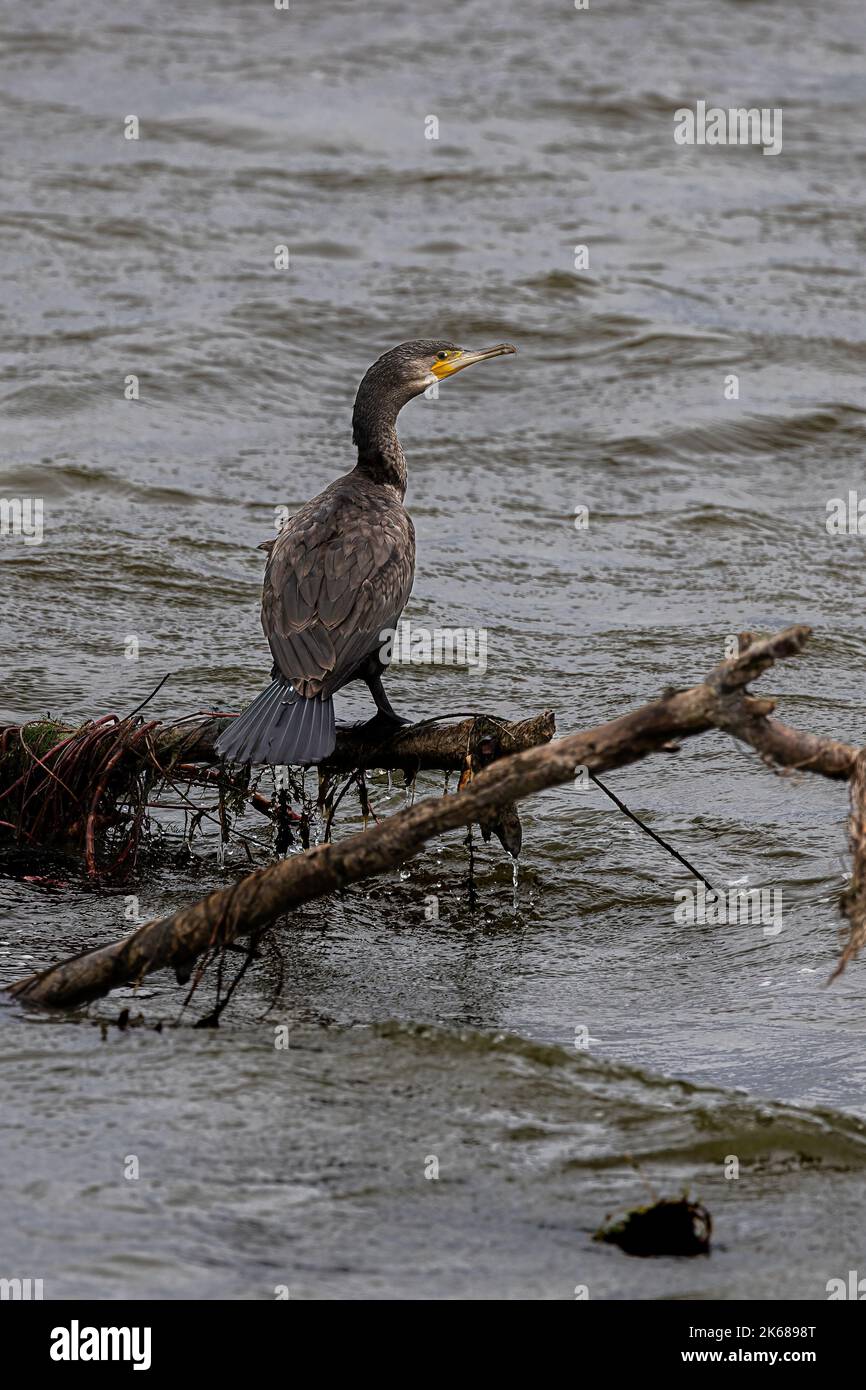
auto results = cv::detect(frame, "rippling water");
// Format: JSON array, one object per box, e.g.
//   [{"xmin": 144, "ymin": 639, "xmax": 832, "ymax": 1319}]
[{"xmin": 2, "ymin": 0, "xmax": 866, "ymax": 1299}]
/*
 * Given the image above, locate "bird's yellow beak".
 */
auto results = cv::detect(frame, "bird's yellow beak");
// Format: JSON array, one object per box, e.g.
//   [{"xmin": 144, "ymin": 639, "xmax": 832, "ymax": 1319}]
[{"xmin": 430, "ymin": 343, "xmax": 517, "ymax": 379}]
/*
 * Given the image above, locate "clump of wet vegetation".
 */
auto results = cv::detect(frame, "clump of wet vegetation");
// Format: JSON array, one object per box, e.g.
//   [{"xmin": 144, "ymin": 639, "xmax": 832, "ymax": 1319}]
[{"xmin": 0, "ymin": 713, "xmax": 360, "ymax": 879}]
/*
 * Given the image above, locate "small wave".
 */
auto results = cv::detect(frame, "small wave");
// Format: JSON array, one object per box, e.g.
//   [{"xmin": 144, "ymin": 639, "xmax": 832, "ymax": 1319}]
[
  {"xmin": 608, "ymin": 404, "xmax": 866, "ymax": 460},
  {"xmin": 375, "ymin": 1021, "xmax": 866, "ymax": 1171}
]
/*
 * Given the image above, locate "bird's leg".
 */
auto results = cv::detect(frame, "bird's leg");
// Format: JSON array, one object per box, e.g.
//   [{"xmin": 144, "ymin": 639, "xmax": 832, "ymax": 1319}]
[{"xmin": 364, "ymin": 671, "xmax": 411, "ymax": 726}]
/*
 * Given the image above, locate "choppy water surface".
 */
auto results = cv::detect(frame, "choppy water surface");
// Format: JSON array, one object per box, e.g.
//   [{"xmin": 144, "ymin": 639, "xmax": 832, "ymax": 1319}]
[{"xmin": 2, "ymin": 0, "xmax": 866, "ymax": 1299}]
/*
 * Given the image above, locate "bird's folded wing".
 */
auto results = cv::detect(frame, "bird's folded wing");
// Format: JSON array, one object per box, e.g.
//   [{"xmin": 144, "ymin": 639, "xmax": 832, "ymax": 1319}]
[{"xmin": 262, "ymin": 490, "xmax": 414, "ymax": 698}]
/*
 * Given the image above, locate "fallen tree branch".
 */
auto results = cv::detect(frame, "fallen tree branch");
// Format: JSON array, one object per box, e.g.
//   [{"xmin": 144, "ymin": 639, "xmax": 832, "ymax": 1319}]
[
  {"xmin": 835, "ymin": 752, "xmax": 866, "ymax": 980},
  {"xmin": 8, "ymin": 622, "xmax": 864, "ymax": 1010}
]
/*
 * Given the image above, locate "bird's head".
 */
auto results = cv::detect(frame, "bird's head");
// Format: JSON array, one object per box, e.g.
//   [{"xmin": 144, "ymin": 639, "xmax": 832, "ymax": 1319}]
[
  {"xmin": 351, "ymin": 338, "xmax": 516, "ymax": 488},
  {"xmin": 354, "ymin": 339, "xmax": 517, "ymax": 420}
]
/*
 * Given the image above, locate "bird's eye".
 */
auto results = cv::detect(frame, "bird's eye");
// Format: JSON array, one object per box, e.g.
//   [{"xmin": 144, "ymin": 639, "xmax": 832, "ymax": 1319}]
[{"xmin": 437, "ymin": 351, "xmax": 449, "ymax": 360}]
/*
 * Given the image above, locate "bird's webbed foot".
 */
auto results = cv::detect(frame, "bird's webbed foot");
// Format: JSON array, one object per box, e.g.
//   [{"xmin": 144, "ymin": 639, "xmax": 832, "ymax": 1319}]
[{"xmin": 355, "ymin": 708, "xmax": 412, "ymax": 733}]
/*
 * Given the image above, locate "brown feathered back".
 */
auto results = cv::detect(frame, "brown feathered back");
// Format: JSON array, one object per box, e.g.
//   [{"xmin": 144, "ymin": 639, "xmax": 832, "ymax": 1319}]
[{"xmin": 262, "ymin": 471, "xmax": 415, "ymax": 698}]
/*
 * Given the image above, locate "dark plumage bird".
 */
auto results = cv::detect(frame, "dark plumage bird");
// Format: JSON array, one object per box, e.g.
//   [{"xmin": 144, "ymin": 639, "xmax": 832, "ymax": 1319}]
[{"xmin": 216, "ymin": 338, "xmax": 516, "ymax": 766}]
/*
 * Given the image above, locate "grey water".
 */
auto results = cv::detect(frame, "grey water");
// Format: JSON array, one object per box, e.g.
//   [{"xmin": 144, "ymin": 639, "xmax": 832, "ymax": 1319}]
[{"xmin": 2, "ymin": 0, "xmax": 866, "ymax": 1299}]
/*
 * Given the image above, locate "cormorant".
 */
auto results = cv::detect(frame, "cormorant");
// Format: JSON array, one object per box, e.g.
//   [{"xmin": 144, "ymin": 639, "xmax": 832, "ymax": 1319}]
[{"xmin": 216, "ymin": 339, "xmax": 516, "ymax": 766}]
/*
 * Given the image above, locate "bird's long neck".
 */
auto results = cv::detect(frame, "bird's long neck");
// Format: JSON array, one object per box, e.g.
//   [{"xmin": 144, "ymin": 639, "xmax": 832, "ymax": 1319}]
[{"xmin": 352, "ymin": 390, "xmax": 408, "ymax": 497}]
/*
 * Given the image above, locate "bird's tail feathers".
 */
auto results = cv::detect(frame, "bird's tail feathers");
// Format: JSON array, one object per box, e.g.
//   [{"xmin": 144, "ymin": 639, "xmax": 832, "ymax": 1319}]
[{"xmin": 215, "ymin": 679, "xmax": 335, "ymax": 766}]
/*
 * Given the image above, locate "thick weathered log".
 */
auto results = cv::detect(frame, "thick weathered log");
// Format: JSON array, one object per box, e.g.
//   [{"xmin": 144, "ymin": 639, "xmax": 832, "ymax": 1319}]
[
  {"xmin": 322, "ymin": 711, "xmax": 556, "ymax": 775},
  {"xmin": 8, "ymin": 622, "xmax": 862, "ymax": 1010},
  {"xmin": 2, "ymin": 709, "xmax": 555, "ymax": 775}
]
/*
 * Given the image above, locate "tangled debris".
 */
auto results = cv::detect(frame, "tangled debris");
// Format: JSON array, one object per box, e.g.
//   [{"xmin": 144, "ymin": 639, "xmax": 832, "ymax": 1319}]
[{"xmin": 0, "ymin": 709, "xmax": 550, "ymax": 878}]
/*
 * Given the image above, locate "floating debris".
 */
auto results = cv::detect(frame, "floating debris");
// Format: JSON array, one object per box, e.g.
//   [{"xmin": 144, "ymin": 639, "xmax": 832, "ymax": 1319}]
[{"xmin": 594, "ymin": 1196, "xmax": 712, "ymax": 1257}]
